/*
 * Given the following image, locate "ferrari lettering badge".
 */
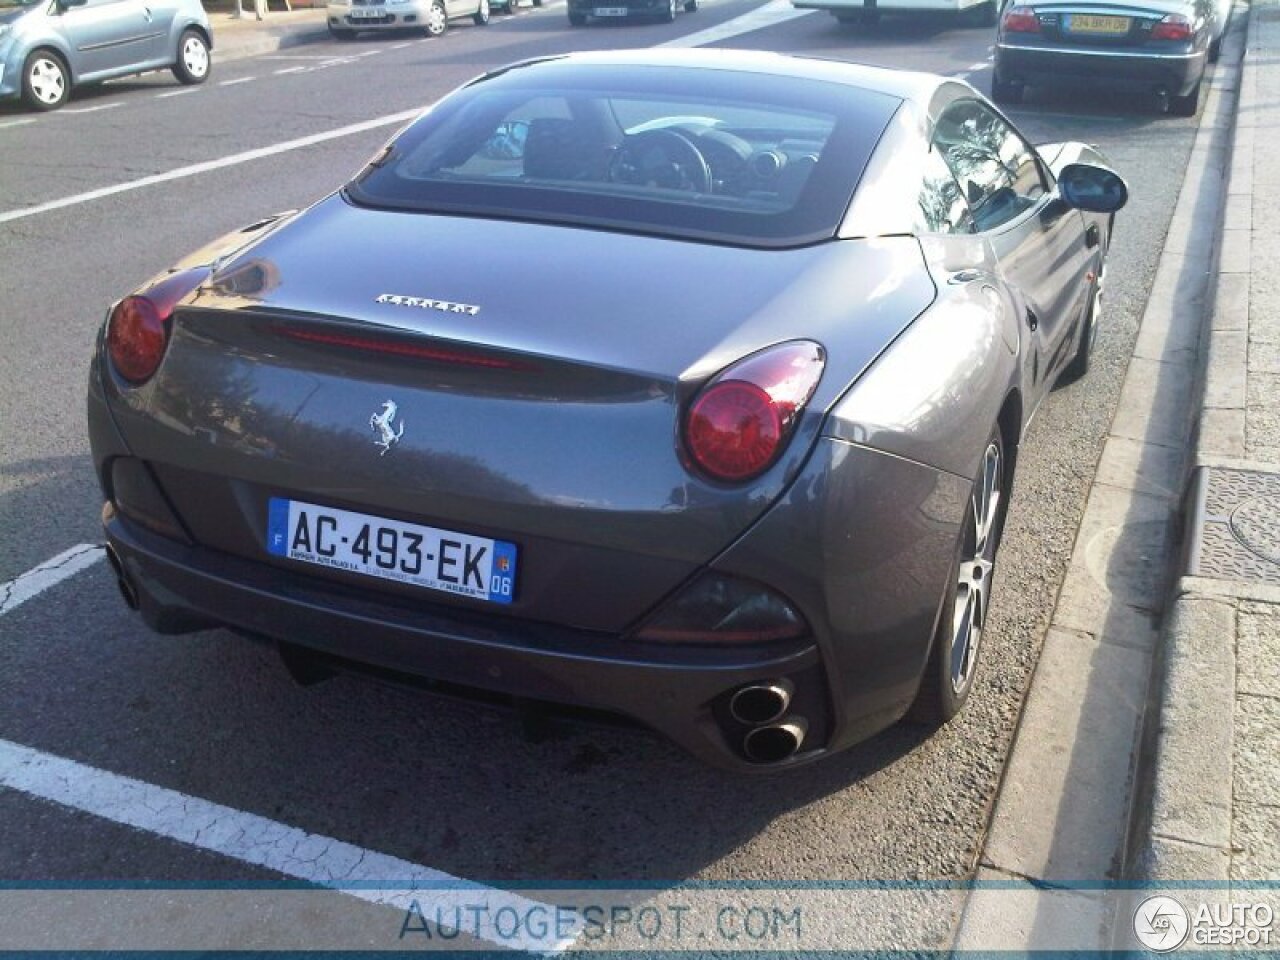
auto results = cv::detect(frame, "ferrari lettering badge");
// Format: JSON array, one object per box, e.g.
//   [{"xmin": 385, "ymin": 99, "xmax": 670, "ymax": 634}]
[
  {"xmin": 376, "ymin": 293, "xmax": 480, "ymax": 316},
  {"xmin": 370, "ymin": 400, "xmax": 404, "ymax": 456}
]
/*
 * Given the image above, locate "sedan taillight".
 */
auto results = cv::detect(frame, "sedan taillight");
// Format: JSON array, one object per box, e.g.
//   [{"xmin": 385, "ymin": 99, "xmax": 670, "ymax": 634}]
[
  {"xmin": 683, "ymin": 340, "xmax": 824, "ymax": 483},
  {"xmin": 1001, "ymin": 5, "xmax": 1040, "ymax": 32},
  {"xmin": 107, "ymin": 267, "xmax": 209, "ymax": 385},
  {"xmin": 1151, "ymin": 13, "xmax": 1193, "ymax": 40}
]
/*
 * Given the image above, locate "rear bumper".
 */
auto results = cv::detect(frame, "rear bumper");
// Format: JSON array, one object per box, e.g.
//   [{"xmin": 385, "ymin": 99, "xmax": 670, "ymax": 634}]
[
  {"xmin": 792, "ymin": 0, "xmax": 977, "ymax": 11},
  {"xmin": 565, "ymin": 0, "xmax": 671, "ymax": 14},
  {"xmin": 994, "ymin": 42, "xmax": 1205, "ymax": 96},
  {"xmin": 105, "ymin": 507, "xmax": 829, "ymax": 771}
]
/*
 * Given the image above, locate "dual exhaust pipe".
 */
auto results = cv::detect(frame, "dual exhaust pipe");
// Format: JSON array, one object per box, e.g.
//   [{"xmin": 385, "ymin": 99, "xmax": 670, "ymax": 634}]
[{"xmin": 729, "ymin": 679, "xmax": 807, "ymax": 764}]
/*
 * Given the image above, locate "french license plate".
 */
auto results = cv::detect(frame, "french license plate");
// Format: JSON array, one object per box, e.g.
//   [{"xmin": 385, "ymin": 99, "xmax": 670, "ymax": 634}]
[
  {"xmin": 594, "ymin": 6, "xmax": 629, "ymax": 14},
  {"xmin": 349, "ymin": 8, "xmax": 385, "ymax": 17},
  {"xmin": 1064, "ymin": 13, "xmax": 1130, "ymax": 34},
  {"xmin": 267, "ymin": 498, "xmax": 517, "ymax": 605}
]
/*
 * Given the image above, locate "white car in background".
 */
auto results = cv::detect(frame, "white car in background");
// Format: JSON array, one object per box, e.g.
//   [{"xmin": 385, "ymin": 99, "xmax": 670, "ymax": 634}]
[{"xmin": 791, "ymin": 0, "xmax": 998, "ymax": 27}]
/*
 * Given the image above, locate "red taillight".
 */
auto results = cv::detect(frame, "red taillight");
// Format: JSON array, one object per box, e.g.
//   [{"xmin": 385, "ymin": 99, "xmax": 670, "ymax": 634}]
[
  {"xmin": 106, "ymin": 267, "xmax": 209, "ymax": 385},
  {"xmin": 1001, "ymin": 5, "xmax": 1040, "ymax": 31},
  {"xmin": 683, "ymin": 341, "xmax": 825, "ymax": 484},
  {"xmin": 1151, "ymin": 13, "xmax": 1192, "ymax": 40}
]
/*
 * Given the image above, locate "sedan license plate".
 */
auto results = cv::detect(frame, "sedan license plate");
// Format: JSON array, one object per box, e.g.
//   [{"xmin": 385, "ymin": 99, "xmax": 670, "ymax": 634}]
[
  {"xmin": 266, "ymin": 498, "xmax": 517, "ymax": 605},
  {"xmin": 349, "ymin": 8, "xmax": 385, "ymax": 17},
  {"xmin": 1064, "ymin": 13, "xmax": 1130, "ymax": 34},
  {"xmin": 593, "ymin": 6, "xmax": 629, "ymax": 14}
]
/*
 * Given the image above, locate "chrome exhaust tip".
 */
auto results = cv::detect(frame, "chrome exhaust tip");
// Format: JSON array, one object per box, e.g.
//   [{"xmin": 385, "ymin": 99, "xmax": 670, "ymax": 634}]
[
  {"xmin": 104, "ymin": 544, "xmax": 139, "ymax": 611},
  {"xmin": 729, "ymin": 679, "xmax": 794, "ymax": 726},
  {"xmin": 742, "ymin": 716, "xmax": 808, "ymax": 764}
]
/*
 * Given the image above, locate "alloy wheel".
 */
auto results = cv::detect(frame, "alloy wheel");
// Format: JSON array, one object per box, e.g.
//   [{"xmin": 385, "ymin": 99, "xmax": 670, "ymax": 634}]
[{"xmin": 950, "ymin": 439, "xmax": 1002, "ymax": 694}]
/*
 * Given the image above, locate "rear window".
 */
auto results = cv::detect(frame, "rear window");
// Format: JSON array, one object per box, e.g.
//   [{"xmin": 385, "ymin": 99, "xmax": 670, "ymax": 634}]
[{"xmin": 346, "ymin": 62, "xmax": 900, "ymax": 248}]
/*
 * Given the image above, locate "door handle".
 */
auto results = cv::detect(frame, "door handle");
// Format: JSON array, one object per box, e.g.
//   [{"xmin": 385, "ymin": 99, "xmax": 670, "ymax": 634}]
[{"xmin": 1025, "ymin": 307, "xmax": 1039, "ymax": 332}]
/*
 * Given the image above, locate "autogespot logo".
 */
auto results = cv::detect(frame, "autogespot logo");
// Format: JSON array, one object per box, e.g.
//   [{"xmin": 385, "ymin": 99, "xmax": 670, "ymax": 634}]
[{"xmin": 1134, "ymin": 895, "xmax": 1191, "ymax": 952}]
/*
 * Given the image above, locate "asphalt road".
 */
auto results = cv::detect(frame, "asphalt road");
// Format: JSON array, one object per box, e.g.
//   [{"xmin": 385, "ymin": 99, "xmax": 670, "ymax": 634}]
[{"xmin": 0, "ymin": 2, "xmax": 1205, "ymax": 948}]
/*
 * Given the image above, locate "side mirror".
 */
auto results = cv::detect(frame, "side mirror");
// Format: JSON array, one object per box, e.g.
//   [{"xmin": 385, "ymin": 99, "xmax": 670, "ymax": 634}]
[{"xmin": 1058, "ymin": 162, "xmax": 1128, "ymax": 213}]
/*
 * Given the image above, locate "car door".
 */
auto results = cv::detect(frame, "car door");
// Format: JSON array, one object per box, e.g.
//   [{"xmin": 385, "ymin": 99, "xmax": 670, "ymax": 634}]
[
  {"xmin": 934, "ymin": 99, "xmax": 1092, "ymax": 389},
  {"xmin": 54, "ymin": 0, "xmax": 163, "ymax": 79}
]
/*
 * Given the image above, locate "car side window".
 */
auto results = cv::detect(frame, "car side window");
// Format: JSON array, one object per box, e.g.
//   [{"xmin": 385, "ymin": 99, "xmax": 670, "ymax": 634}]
[
  {"xmin": 917, "ymin": 146, "xmax": 974, "ymax": 235},
  {"xmin": 933, "ymin": 100, "xmax": 1046, "ymax": 232}
]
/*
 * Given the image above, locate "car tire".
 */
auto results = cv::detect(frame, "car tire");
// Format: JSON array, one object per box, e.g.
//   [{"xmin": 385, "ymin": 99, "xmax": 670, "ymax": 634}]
[
  {"xmin": 171, "ymin": 28, "xmax": 211, "ymax": 85},
  {"xmin": 1060, "ymin": 262, "xmax": 1104, "ymax": 383},
  {"xmin": 473, "ymin": 0, "xmax": 490, "ymax": 24},
  {"xmin": 684, "ymin": 0, "xmax": 698, "ymax": 10},
  {"xmin": 990, "ymin": 74, "xmax": 1023, "ymax": 105},
  {"xmin": 423, "ymin": 0, "xmax": 448, "ymax": 35},
  {"xmin": 568, "ymin": 10, "xmax": 586, "ymax": 23},
  {"xmin": 21, "ymin": 49, "xmax": 70, "ymax": 111},
  {"xmin": 1169, "ymin": 78, "xmax": 1201, "ymax": 116},
  {"xmin": 504, "ymin": 0, "xmax": 518, "ymax": 12},
  {"xmin": 532, "ymin": 0, "xmax": 543, "ymax": 8},
  {"xmin": 660, "ymin": 0, "xmax": 676, "ymax": 22},
  {"xmin": 908, "ymin": 426, "xmax": 1007, "ymax": 725}
]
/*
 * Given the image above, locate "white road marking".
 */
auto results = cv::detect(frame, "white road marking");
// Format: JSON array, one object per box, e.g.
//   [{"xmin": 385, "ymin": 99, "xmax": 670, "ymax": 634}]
[
  {"xmin": 219, "ymin": 76, "xmax": 256, "ymax": 86},
  {"xmin": 274, "ymin": 65, "xmax": 310, "ymax": 75},
  {"xmin": 155, "ymin": 88, "xmax": 199, "ymax": 98},
  {"xmin": 59, "ymin": 102, "xmax": 124, "ymax": 115},
  {"xmin": 967, "ymin": 60, "xmax": 989, "ymax": 70},
  {"xmin": 0, "ymin": 737, "xmax": 574, "ymax": 954},
  {"xmin": 358, "ymin": 48, "xmax": 384, "ymax": 56},
  {"xmin": 0, "ymin": 545, "xmax": 104, "ymax": 618},
  {"xmin": 391, "ymin": 41, "xmax": 411, "ymax": 48},
  {"xmin": 658, "ymin": 0, "xmax": 812, "ymax": 47},
  {"xmin": 0, "ymin": 117, "xmax": 37, "ymax": 129},
  {"xmin": 0, "ymin": 107, "xmax": 421, "ymax": 225},
  {"xmin": 261, "ymin": 53, "xmax": 346, "ymax": 59}
]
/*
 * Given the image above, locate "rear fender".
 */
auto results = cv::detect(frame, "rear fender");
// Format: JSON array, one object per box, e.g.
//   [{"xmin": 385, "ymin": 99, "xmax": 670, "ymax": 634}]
[{"xmin": 822, "ymin": 234, "xmax": 1021, "ymax": 482}]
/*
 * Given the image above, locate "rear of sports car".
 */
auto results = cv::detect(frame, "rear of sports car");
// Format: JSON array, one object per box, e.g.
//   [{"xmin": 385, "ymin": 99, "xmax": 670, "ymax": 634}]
[
  {"xmin": 993, "ymin": 0, "xmax": 1210, "ymax": 111},
  {"xmin": 87, "ymin": 56, "xmax": 974, "ymax": 770}
]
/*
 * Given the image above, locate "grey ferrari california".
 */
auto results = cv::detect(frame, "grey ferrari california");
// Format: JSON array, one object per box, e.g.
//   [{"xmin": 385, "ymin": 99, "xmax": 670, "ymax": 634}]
[{"xmin": 88, "ymin": 50, "xmax": 1127, "ymax": 771}]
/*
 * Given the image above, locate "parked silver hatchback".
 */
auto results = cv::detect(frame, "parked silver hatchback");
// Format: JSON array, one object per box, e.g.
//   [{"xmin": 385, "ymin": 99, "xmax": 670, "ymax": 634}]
[{"xmin": 0, "ymin": 0, "xmax": 211, "ymax": 111}]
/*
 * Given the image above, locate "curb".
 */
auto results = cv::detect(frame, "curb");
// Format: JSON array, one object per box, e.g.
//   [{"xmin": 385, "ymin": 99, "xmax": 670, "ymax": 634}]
[
  {"xmin": 212, "ymin": 17, "xmax": 332, "ymax": 65},
  {"xmin": 955, "ymin": 9, "xmax": 1247, "ymax": 952},
  {"xmin": 1138, "ymin": 0, "xmax": 1280, "ymax": 885}
]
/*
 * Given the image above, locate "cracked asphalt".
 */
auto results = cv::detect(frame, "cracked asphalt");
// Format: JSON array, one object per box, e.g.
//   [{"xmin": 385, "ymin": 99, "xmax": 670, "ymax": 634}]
[{"xmin": 0, "ymin": 2, "xmax": 1209, "ymax": 948}]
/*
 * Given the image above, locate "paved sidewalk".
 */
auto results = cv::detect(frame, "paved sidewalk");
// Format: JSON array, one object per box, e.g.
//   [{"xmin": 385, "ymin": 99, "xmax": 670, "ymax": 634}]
[
  {"xmin": 1141, "ymin": 0, "xmax": 1280, "ymax": 884},
  {"xmin": 207, "ymin": 6, "xmax": 331, "ymax": 63}
]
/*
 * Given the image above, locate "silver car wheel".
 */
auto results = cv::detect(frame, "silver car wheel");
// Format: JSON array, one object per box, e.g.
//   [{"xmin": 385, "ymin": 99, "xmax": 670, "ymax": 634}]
[
  {"xmin": 425, "ymin": 0, "xmax": 448, "ymax": 34},
  {"xmin": 950, "ymin": 439, "xmax": 1001, "ymax": 695},
  {"xmin": 28, "ymin": 57, "xmax": 66, "ymax": 106},
  {"xmin": 182, "ymin": 36, "xmax": 209, "ymax": 79}
]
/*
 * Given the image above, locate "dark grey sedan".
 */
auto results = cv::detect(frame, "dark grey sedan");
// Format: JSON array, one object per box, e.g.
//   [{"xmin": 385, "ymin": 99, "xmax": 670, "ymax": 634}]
[
  {"xmin": 992, "ymin": 0, "xmax": 1222, "ymax": 115},
  {"xmin": 88, "ymin": 50, "xmax": 1127, "ymax": 771}
]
